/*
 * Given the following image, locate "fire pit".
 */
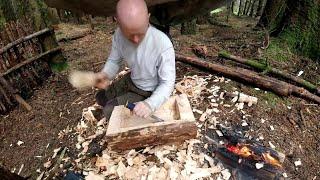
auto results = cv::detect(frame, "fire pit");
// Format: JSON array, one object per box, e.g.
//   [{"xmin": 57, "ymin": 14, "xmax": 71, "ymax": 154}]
[{"xmin": 206, "ymin": 125, "xmax": 285, "ymax": 180}]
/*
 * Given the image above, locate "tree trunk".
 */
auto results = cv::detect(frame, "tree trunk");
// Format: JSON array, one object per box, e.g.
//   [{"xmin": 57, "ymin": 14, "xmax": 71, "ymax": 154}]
[
  {"xmin": 256, "ymin": 0, "xmax": 265, "ymax": 17},
  {"xmin": 47, "ymin": 8, "xmax": 60, "ymax": 25},
  {"xmin": 243, "ymin": 0, "xmax": 250, "ymax": 15},
  {"xmin": 181, "ymin": 19, "xmax": 197, "ymax": 35},
  {"xmin": 231, "ymin": 1, "xmax": 235, "ymax": 14},
  {"xmin": 238, "ymin": 0, "xmax": 243, "ymax": 15},
  {"xmin": 258, "ymin": 0, "xmax": 320, "ymax": 60},
  {"xmin": 256, "ymin": 0, "xmax": 287, "ymax": 31},
  {"xmin": 249, "ymin": 0, "xmax": 255, "ymax": 16}
]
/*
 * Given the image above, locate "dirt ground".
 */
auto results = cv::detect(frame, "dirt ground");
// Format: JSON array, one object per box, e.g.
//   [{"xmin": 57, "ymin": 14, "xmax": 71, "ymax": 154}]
[{"xmin": 0, "ymin": 13, "xmax": 319, "ymax": 179}]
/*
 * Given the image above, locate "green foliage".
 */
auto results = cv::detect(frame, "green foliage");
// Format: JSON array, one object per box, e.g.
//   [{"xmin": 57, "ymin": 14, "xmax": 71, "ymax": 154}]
[
  {"xmin": 49, "ymin": 61, "xmax": 69, "ymax": 72},
  {"xmin": 262, "ymin": 92, "xmax": 281, "ymax": 107},
  {"xmin": 0, "ymin": 16, "xmax": 5, "ymax": 29}
]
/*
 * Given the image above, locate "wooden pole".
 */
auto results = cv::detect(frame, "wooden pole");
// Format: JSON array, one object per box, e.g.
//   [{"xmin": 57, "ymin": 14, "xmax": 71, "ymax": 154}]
[
  {"xmin": 0, "ymin": 28, "xmax": 51, "ymax": 54},
  {"xmin": 176, "ymin": 54, "xmax": 320, "ymax": 104}
]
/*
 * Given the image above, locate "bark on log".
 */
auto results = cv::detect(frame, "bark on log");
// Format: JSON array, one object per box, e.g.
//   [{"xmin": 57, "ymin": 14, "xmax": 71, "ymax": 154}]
[
  {"xmin": 176, "ymin": 54, "xmax": 320, "ymax": 104},
  {"xmin": 57, "ymin": 31, "xmax": 91, "ymax": 42},
  {"xmin": 218, "ymin": 51, "xmax": 320, "ymax": 96},
  {"xmin": 0, "ymin": 28, "xmax": 51, "ymax": 55},
  {"xmin": 106, "ymin": 121, "xmax": 197, "ymax": 151},
  {"xmin": 1, "ymin": 47, "xmax": 61, "ymax": 76}
]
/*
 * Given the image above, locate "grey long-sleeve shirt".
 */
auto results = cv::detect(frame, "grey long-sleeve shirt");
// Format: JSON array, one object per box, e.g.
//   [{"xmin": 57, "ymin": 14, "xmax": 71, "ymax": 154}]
[{"xmin": 102, "ymin": 26, "xmax": 176, "ymax": 111}]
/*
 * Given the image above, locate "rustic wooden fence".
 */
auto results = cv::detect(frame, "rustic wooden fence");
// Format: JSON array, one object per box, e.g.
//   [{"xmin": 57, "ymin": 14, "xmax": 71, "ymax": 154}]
[{"xmin": 0, "ymin": 17, "xmax": 62, "ymax": 114}]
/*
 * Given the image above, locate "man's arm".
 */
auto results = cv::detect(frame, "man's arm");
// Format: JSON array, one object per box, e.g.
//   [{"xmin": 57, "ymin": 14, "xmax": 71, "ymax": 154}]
[
  {"xmin": 101, "ymin": 34, "xmax": 122, "ymax": 80},
  {"xmin": 144, "ymin": 47, "xmax": 176, "ymax": 111}
]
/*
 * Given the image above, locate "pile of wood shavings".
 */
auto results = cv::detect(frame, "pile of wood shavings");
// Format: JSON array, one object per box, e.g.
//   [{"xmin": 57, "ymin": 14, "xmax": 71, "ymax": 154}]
[
  {"xmin": 75, "ymin": 105, "xmax": 227, "ymax": 179},
  {"xmin": 85, "ymin": 140, "xmax": 225, "ymax": 180}
]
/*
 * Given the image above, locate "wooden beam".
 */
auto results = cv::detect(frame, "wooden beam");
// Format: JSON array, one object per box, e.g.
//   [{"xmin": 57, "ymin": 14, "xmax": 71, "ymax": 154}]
[
  {"xmin": 0, "ymin": 28, "xmax": 52, "ymax": 55},
  {"xmin": 0, "ymin": 47, "xmax": 61, "ymax": 76}
]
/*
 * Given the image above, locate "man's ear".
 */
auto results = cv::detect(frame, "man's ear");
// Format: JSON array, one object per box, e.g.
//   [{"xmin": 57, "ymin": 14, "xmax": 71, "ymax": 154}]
[{"xmin": 148, "ymin": 13, "xmax": 151, "ymax": 18}]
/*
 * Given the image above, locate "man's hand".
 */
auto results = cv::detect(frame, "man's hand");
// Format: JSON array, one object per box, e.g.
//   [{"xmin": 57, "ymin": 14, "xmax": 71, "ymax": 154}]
[
  {"xmin": 94, "ymin": 72, "xmax": 110, "ymax": 89},
  {"xmin": 133, "ymin": 101, "xmax": 152, "ymax": 118}
]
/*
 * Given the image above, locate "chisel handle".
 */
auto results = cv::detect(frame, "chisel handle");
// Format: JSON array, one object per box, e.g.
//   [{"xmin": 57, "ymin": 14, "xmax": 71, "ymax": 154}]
[{"xmin": 126, "ymin": 102, "xmax": 135, "ymax": 111}]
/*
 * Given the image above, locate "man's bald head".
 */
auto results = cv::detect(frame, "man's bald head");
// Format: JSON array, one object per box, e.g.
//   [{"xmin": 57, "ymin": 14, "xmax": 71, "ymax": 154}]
[{"xmin": 116, "ymin": 0, "xmax": 150, "ymax": 45}]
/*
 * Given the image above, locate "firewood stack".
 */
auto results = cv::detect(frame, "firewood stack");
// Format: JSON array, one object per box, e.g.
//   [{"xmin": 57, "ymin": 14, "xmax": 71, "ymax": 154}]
[{"xmin": 0, "ymin": 17, "xmax": 60, "ymax": 114}]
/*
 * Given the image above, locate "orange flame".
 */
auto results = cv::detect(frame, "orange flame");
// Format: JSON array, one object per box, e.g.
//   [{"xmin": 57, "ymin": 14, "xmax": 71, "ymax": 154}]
[
  {"xmin": 227, "ymin": 144, "xmax": 282, "ymax": 168},
  {"xmin": 227, "ymin": 144, "xmax": 252, "ymax": 158},
  {"xmin": 262, "ymin": 152, "xmax": 282, "ymax": 168}
]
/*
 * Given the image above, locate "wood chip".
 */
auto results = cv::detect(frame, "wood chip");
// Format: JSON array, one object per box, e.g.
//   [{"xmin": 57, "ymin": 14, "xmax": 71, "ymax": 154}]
[
  {"xmin": 269, "ymin": 141, "xmax": 276, "ymax": 149},
  {"xmin": 294, "ymin": 160, "xmax": 302, "ymax": 166},
  {"xmin": 17, "ymin": 140, "xmax": 24, "ymax": 146},
  {"xmin": 221, "ymin": 169, "xmax": 231, "ymax": 180},
  {"xmin": 85, "ymin": 171, "xmax": 104, "ymax": 180},
  {"xmin": 43, "ymin": 161, "xmax": 52, "ymax": 169},
  {"xmin": 216, "ymin": 130, "xmax": 223, "ymax": 137},
  {"xmin": 116, "ymin": 161, "xmax": 126, "ymax": 177},
  {"xmin": 199, "ymin": 112, "xmax": 207, "ymax": 122},
  {"xmin": 255, "ymin": 163, "xmax": 264, "ymax": 169}
]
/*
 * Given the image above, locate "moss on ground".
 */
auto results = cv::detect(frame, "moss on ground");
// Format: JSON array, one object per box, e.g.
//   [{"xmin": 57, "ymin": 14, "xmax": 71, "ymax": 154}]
[{"xmin": 264, "ymin": 38, "xmax": 294, "ymax": 62}]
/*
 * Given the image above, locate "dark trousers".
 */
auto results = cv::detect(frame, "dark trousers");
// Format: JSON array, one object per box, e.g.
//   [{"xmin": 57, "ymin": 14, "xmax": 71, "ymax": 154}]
[{"xmin": 95, "ymin": 72, "xmax": 152, "ymax": 119}]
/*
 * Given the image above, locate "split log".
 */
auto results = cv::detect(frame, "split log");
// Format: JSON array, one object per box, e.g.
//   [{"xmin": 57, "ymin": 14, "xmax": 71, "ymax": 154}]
[
  {"xmin": 176, "ymin": 54, "xmax": 320, "ymax": 104},
  {"xmin": 218, "ymin": 51, "xmax": 320, "ymax": 95}
]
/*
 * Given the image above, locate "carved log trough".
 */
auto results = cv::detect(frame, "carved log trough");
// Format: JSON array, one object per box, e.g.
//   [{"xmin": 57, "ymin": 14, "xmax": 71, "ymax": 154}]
[{"xmin": 105, "ymin": 94, "xmax": 197, "ymax": 151}]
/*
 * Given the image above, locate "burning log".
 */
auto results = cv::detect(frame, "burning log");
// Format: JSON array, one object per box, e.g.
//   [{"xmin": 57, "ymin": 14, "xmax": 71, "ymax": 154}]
[
  {"xmin": 206, "ymin": 125, "xmax": 285, "ymax": 180},
  {"xmin": 219, "ymin": 51, "xmax": 320, "ymax": 96},
  {"xmin": 176, "ymin": 54, "xmax": 320, "ymax": 104}
]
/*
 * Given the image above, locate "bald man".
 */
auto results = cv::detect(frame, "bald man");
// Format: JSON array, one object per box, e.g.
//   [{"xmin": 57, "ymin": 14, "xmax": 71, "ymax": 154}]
[{"xmin": 94, "ymin": 0, "xmax": 175, "ymax": 119}]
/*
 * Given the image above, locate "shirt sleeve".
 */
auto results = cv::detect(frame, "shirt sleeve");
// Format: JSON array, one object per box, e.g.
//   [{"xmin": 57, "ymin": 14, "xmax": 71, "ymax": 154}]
[
  {"xmin": 144, "ymin": 47, "xmax": 176, "ymax": 111},
  {"xmin": 102, "ymin": 33, "xmax": 122, "ymax": 80}
]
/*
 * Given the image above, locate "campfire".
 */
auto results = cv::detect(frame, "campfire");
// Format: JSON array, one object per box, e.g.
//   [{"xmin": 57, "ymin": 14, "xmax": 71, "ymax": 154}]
[
  {"xmin": 206, "ymin": 125, "xmax": 285, "ymax": 180},
  {"xmin": 226, "ymin": 144, "xmax": 282, "ymax": 168}
]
